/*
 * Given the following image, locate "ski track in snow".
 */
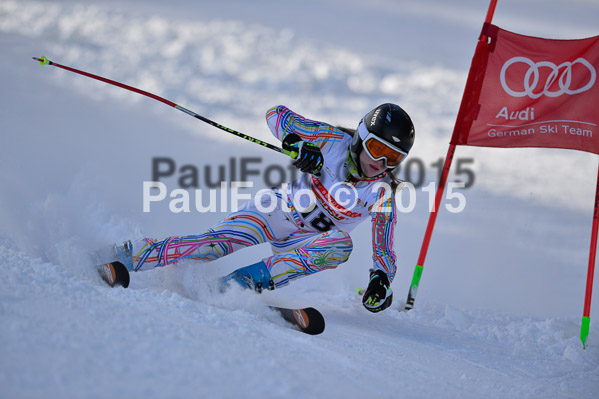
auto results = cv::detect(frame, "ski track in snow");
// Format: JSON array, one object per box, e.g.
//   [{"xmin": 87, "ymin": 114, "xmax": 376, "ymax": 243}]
[
  {"xmin": 1, "ymin": 241, "xmax": 598, "ymax": 398},
  {"xmin": 1, "ymin": 0, "xmax": 599, "ymax": 398}
]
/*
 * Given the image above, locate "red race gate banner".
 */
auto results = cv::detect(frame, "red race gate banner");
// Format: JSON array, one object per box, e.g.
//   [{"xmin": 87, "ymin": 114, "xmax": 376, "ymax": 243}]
[
  {"xmin": 451, "ymin": 23, "xmax": 599, "ymax": 154},
  {"xmin": 409, "ymin": 1, "xmax": 599, "ymax": 349}
]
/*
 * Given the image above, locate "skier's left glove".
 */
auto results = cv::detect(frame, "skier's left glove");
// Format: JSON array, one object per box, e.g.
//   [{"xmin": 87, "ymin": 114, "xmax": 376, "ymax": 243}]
[
  {"xmin": 282, "ymin": 133, "xmax": 324, "ymax": 176},
  {"xmin": 362, "ymin": 269, "xmax": 393, "ymax": 313}
]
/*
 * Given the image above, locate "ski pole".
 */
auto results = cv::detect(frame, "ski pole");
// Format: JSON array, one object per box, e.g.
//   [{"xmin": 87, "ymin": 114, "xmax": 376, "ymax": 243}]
[{"xmin": 32, "ymin": 56, "xmax": 298, "ymax": 158}]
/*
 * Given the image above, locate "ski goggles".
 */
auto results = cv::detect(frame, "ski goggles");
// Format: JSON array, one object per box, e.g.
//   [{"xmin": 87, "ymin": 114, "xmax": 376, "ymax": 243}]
[{"xmin": 358, "ymin": 122, "xmax": 408, "ymax": 168}]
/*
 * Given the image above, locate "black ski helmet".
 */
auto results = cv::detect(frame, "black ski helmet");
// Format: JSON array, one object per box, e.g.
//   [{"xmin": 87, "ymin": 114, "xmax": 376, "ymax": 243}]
[{"xmin": 350, "ymin": 103, "xmax": 415, "ymax": 171}]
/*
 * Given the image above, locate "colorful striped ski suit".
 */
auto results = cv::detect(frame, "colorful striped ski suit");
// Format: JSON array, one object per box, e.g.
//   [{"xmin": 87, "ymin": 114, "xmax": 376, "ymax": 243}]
[{"xmin": 131, "ymin": 106, "xmax": 398, "ymax": 286}]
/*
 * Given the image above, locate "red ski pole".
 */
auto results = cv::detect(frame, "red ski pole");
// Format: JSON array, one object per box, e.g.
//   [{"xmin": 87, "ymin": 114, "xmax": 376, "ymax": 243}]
[{"xmin": 32, "ymin": 56, "xmax": 297, "ymax": 158}]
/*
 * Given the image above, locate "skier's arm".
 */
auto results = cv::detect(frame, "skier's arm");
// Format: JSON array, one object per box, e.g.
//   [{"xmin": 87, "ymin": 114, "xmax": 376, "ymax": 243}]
[
  {"xmin": 266, "ymin": 105, "xmax": 326, "ymax": 175},
  {"xmin": 266, "ymin": 105, "xmax": 323, "ymax": 143},
  {"xmin": 362, "ymin": 186, "xmax": 397, "ymax": 312},
  {"xmin": 370, "ymin": 187, "xmax": 397, "ymax": 282}
]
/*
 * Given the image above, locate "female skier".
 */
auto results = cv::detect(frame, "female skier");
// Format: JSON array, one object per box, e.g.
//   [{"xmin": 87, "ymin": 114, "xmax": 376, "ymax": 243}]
[{"xmin": 100, "ymin": 103, "xmax": 415, "ymax": 313}]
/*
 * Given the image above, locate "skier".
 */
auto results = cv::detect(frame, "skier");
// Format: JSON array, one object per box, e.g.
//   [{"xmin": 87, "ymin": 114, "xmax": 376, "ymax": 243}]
[{"xmin": 99, "ymin": 103, "xmax": 415, "ymax": 313}]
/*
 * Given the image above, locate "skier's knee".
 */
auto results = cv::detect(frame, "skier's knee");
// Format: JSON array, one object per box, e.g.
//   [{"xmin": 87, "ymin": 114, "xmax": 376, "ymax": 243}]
[
  {"xmin": 328, "ymin": 252, "xmax": 350, "ymax": 268},
  {"xmin": 325, "ymin": 232, "xmax": 352, "ymax": 267}
]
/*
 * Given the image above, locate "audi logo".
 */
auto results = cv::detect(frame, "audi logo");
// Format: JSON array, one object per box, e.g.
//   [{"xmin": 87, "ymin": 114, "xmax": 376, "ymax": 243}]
[{"xmin": 500, "ymin": 56, "xmax": 596, "ymax": 98}]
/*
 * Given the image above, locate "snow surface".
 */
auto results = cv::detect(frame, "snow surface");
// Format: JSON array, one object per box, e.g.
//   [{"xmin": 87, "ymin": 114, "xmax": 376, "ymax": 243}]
[{"xmin": 1, "ymin": 0, "xmax": 599, "ymax": 398}]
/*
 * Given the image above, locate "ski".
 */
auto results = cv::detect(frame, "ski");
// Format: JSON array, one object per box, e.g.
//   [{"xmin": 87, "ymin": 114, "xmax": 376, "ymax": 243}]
[
  {"xmin": 269, "ymin": 306, "xmax": 325, "ymax": 335},
  {"xmin": 95, "ymin": 263, "xmax": 324, "ymax": 335},
  {"xmin": 97, "ymin": 261, "xmax": 130, "ymax": 288}
]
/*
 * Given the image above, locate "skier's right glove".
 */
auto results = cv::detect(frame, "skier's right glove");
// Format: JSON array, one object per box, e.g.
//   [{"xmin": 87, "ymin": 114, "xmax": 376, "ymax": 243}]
[
  {"xmin": 282, "ymin": 133, "xmax": 324, "ymax": 176},
  {"xmin": 362, "ymin": 269, "xmax": 393, "ymax": 313}
]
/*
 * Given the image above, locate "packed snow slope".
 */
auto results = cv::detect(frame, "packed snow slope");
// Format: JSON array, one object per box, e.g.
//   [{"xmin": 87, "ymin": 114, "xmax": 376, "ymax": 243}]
[{"xmin": 1, "ymin": 0, "xmax": 598, "ymax": 398}]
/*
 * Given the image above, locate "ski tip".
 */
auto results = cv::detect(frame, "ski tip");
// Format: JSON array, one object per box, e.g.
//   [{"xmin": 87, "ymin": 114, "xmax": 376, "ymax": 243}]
[
  {"xmin": 295, "ymin": 307, "xmax": 325, "ymax": 335},
  {"xmin": 270, "ymin": 306, "xmax": 325, "ymax": 335},
  {"xmin": 32, "ymin": 56, "xmax": 50, "ymax": 65},
  {"xmin": 114, "ymin": 261, "xmax": 130, "ymax": 288},
  {"xmin": 97, "ymin": 261, "xmax": 130, "ymax": 288}
]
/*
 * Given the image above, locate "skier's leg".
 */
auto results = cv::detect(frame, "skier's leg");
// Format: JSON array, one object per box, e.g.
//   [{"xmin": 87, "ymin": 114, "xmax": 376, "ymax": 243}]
[
  {"xmin": 220, "ymin": 230, "xmax": 352, "ymax": 291},
  {"xmin": 128, "ymin": 190, "xmax": 300, "ymax": 271},
  {"xmin": 129, "ymin": 210, "xmax": 279, "ymax": 271},
  {"xmin": 264, "ymin": 229, "xmax": 353, "ymax": 288}
]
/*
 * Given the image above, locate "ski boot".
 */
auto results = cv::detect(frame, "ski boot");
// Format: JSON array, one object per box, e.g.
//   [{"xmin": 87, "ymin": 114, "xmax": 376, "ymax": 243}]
[
  {"xmin": 94, "ymin": 241, "xmax": 134, "ymax": 288},
  {"xmin": 219, "ymin": 261, "xmax": 275, "ymax": 293}
]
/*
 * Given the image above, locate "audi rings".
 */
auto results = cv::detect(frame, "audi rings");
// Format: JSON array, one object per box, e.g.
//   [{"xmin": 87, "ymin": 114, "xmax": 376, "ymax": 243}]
[{"xmin": 500, "ymin": 56, "xmax": 596, "ymax": 98}]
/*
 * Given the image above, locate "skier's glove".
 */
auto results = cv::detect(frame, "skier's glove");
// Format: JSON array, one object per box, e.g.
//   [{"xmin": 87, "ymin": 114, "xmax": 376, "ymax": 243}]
[
  {"xmin": 362, "ymin": 269, "xmax": 393, "ymax": 313},
  {"xmin": 282, "ymin": 133, "xmax": 324, "ymax": 176}
]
